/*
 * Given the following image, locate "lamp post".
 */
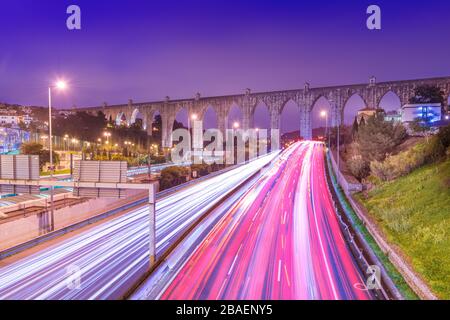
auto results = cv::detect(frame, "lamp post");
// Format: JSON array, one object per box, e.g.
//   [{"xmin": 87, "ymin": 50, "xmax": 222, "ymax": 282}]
[
  {"xmin": 337, "ymin": 122, "xmax": 340, "ymax": 173},
  {"xmin": 48, "ymin": 80, "xmax": 67, "ymax": 231},
  {"xmin": 63, "ymin": 134, "xmax": 68, "ymax": 152},
  {"xmin": 320, "ymin": 110, "xmax": 328, "ymax": 146},
  {"xmin": 104, "ymin": 132, "xmax": 111, "ymax": 159},
  {"xmin": 103, "ymin": 131, "xmax": 111, "ymax": 144}
]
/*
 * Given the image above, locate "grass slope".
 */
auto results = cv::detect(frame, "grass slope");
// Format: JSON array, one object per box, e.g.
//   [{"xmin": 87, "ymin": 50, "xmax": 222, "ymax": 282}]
[{"xmin": 357, "ymin": 158, "xmax": 450, "ymax": 299}]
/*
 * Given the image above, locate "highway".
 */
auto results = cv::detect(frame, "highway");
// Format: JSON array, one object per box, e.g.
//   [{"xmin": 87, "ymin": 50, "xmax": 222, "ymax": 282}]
[
  {"xmin": 154, "ymin": 141, "xmax": 371, "ymax": 300},
  {"xmin": 0, "ymin": 153, "xmax": 278, "ymax": 300}
]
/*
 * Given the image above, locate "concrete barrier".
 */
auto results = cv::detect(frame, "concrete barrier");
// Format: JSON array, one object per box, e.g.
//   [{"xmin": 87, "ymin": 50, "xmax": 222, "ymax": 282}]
[{"xmin": 328, "ymin": 150, "xmax": 362, "ymax": 194}]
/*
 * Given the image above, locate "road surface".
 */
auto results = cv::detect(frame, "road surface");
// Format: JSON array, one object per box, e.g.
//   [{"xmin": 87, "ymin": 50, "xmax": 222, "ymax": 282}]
[
  {"xmin": 160, "ymin": 141, "xmax": 371, "ymax": 300},
  {"xmin": 0, "ymin": 153, "xmax": 277, "ymax": 300}
]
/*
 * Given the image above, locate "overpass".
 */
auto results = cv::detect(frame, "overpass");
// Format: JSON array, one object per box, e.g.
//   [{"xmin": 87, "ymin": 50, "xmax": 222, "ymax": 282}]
[{"xmin": 76, "ymin": 76, "xmax": 450, "ymax": 148}]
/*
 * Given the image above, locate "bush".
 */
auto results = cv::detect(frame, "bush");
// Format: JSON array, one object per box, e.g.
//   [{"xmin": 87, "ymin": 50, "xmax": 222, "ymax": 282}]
[
  {"xmin": 370, "ymin": 159, "xmax": 397, "ymax": 181},
  {"xmin": 347, "ymin": 155, "xmax": 370, "ymax": 181},
  {"xmin": 379, "ymin": 206, "xmax": 413, "ymax": 234},
  {"xmin": 355, "ymin": 114, "xmax": 407, "ymax": 162},
  {"xmin": 151, "ymin": 155, "xmax": 166, "ymax": 164},
  {"xmin": 159, "ymin": 166, "xmax": 189, "ymax": 190},
  {"xmin": 191, "ymin": 164, "xmax": 211, "ymax": 177},
  {"xmin": 369, "ymin": 126, "xmax": 450, "ymax": 182},
  {"xmin": 20, "ymin": 142, "xmax": 60, "ymax": 170}
]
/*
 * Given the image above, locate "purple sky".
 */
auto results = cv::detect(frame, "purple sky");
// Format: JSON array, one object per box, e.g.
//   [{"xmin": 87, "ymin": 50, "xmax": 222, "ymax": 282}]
[{"xmin": 1, "ymin": 0, "xmax": 450, "ymax": 131}]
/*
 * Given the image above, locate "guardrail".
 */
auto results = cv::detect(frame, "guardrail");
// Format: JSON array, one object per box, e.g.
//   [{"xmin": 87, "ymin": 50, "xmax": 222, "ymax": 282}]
[
  {"xmin": 0, "ymin": 192, "xmax": 73, "ymax": 216},
  {"xmin": 325, "ymin": 150, "xmax": 399, "ymax": 300},
  {"xmin": 0, "ymin": 153, "xmax": 278, "ymax": 261},
  {"xmin": 326, "ymin": 149, "xmax": 437, "ymax": 300},
  {"xmin": 328, "ymin": 150, "xmax": 362, "ymax": 194},
  {"xmin": 126, "ymin": 156, "xmax": 275, "ymax": 299}
]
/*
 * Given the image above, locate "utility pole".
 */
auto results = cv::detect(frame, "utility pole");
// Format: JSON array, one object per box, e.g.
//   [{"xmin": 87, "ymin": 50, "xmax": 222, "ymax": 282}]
[
  {"xmin": 148, "ymin": 183, "xmax": 156, "ymax": 267},
  {"xmin": 48, "ymin": 87, "xmax": 55, "ymax": 231}
]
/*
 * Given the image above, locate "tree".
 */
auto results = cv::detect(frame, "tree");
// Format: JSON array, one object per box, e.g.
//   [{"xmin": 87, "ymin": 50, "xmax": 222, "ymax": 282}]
[
  {"xmin": 159, "ymin": 166, "xmax": 189, "ymax": 190},
  {"xmin": 351, "ymin": 117, "xmax": 359, "ymax": 139},
  {"xmin": 347, "ymin": 156, "xmax": 370, "ymax": 182},
  {"xmin": 409, "ymin": 117, "xmax": 432, "ymax": 141},
  {"xmin": 20, "ymin": 141, "xmax": 43, "ymax": 155},
  {"xmin": 53, "ymin": 111, "xmax": 108, "ymax": 143},
  {"xmin": 409, "ymin": 85, "xmax": 445, "ymax": 112},
  {"xmin": 355, "ymin": 114, "xmax": 407, "ymax": 162},
  {"xmin": 20, "ymin": 142, "xmax": 59, "ymax": 170}
]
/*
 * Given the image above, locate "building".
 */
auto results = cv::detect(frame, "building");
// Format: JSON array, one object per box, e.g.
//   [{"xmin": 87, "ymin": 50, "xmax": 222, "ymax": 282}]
[
  {"xmin": 0, "ymin": 110, "xmax": 33, "ymax": 127},
  {"xmin": 356, "ymin": 107, "xmax": 385, "ymax": 124},
  {"xmin": 19, "ymin": 114, "xmax": 33, "ymax": 126},
  {"xmin": 0, "ymin": 114, "xmax": 19, "ymax": 126},
  {"xmin": 401, "ymin": 103, "xmax": 442, "ymax": 124},
  {"xmin": 384, "ymin": 110, "xmax": 402, "ymax": 123}
]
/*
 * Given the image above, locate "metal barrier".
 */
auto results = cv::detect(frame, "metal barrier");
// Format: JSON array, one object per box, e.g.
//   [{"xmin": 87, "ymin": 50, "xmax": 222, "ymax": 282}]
[
  {"xmin": 0, "ymin": 152, "xmax": 278, "ymax": 261},
  {"xmin": 325, "ymin": 150, "xmax": 403, "ymax": 300}
]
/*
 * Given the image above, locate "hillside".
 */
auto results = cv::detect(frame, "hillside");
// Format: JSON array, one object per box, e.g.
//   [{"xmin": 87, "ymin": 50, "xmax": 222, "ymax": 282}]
[{"xmin": 357, "ymin": 158, "xmax": 450, "ymax": 299}]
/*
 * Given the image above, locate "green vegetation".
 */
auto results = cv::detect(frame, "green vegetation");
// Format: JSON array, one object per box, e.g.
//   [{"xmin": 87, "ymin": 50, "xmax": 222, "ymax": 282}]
[
  {"xmin": 357, "ymin": 159, "xmax": 450, "ymax": 299},
  {"xmin": 370, "ymin": 125, "xmax": 450, "ymax": 182},
  {"xmin": 346, "ymin": 113, "xmax": 407, "ymax": 181},
  {"xmin": 409, "ymin": 84, "xmax": 446, "ymax": 106},
  {"xmin": 159, "ymin": 166, "xmax": 189, "ymax": 190},
  {"xmin": 326, "ymin": 155, "xmax": 418, "ymax": 299},
  {"xmin": 92, "ymin": 153, "xmax": 166, "ymax": 167},
  {"xmin": 40, "ymin": 168, "xmax": 71, "ymax": 176},
  {"xmin": 190, "ymin": 164, "xmax": 212, "ymax": 177},
  {"xmin": 355, "ymin": 113, "xmax": 407, "ymax": 162},
  {"xmin": 20, "ymin": 142, "xmax": 59, "ymax": 170}
]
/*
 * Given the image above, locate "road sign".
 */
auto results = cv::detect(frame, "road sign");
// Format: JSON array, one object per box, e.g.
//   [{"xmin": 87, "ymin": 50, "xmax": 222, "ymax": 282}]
[
  {"xmin": 72, "ymin": 160, "xmax": 128, "ymax": 198},
  {"xmin": 0, "ymin": 155, "xmax": 40, "ymax": 194}
]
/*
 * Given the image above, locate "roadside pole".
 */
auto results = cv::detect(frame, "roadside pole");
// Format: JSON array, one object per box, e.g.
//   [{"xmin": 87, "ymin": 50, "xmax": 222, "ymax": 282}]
[
  {"xmin": 148, "ymin": 183, "xmax": 156, "ymax": 267},
  {"xmin": 48, "ymin": 87, "xmax": 55, "ymax": 231}
]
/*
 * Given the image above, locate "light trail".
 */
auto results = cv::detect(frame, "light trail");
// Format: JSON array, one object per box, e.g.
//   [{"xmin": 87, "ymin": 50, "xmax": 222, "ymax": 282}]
[
  {"xmin": 159, "ymin": 141, "xmax": 371, "ymax": 300},
  {"xmin": 0, "ymin": 153, "xmax": 278, "ymax": 300}
]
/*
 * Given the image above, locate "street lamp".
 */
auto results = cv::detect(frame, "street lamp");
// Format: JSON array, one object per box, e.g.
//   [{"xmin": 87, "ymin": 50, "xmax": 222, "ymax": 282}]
[
  {"xmin": 233, "ymin": 121, "xmax": 240, "ymax": 129},
  {"xmin": 64, "ymin": 134, "xmax": 69, "ymax": 152},
  {"xmin": 48, "ymin": 79, "xmax": 67, "ymax": 231},
  {"xmin": 320, "ymin": 110, "xmax": 328, "ymax": 145}
]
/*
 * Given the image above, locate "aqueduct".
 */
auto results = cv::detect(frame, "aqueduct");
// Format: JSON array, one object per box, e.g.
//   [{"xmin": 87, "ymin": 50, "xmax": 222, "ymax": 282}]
[{"xmin": 78, "ymin": 76, "xmax": 450, "ymax": 148}]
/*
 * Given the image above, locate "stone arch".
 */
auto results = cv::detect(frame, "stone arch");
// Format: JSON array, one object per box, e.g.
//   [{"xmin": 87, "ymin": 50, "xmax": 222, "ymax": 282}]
[
  {"xmin": 378, "ymin": 90, "xmax": 402, "ymax": 112},
  {"xmin": 279, "ymin": 98, "xmax": 297, "ymax": 114},
  {"xmin": 280, "ymin": 99, "xmax": 300, "ymax": 134},
  {"xmin": 343, "ymin": 93, "xmax": 367, "ymax": 125},
  {"xmin": 147, "ymin": 108, "xmax": 162, "ymax": 137},
  {"xmin": 447, "ymin": 94, "xmax": 450, "ymax": 112},
  {"xmin": 130, "ymin": 108, "xmax": 145, "ymax": 128},
  {"xmin": 103, "ymin": 110, "xmax": 115, "ymax": 124},
  {"xmin": 253, "ymin": 101, "xmax": 271, "ymax": 131},
  {"xmin": 308, "ymin": 94, "xmax": 328, "ymax": 112},
  {"xmin": 115, "ymin": 112, "xmax": 127, "ymax": 126},
  {"xmin": 343, "ymin": 92, "xmax": 368, "ymax": 110},
  {"xmin": 174, "ymin": 105, "xmax": 189, "ymax": 129},
  {"xmin": 227, "ymin": 102, "xmax": 243, "ymax": 129},
  {"xmin": 310, "ymin": 96, "xmax": 332, "ymax": 131},
  {"xmin": 200, "ymin": 105, "xmax": 218, "ymax": 130}
]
